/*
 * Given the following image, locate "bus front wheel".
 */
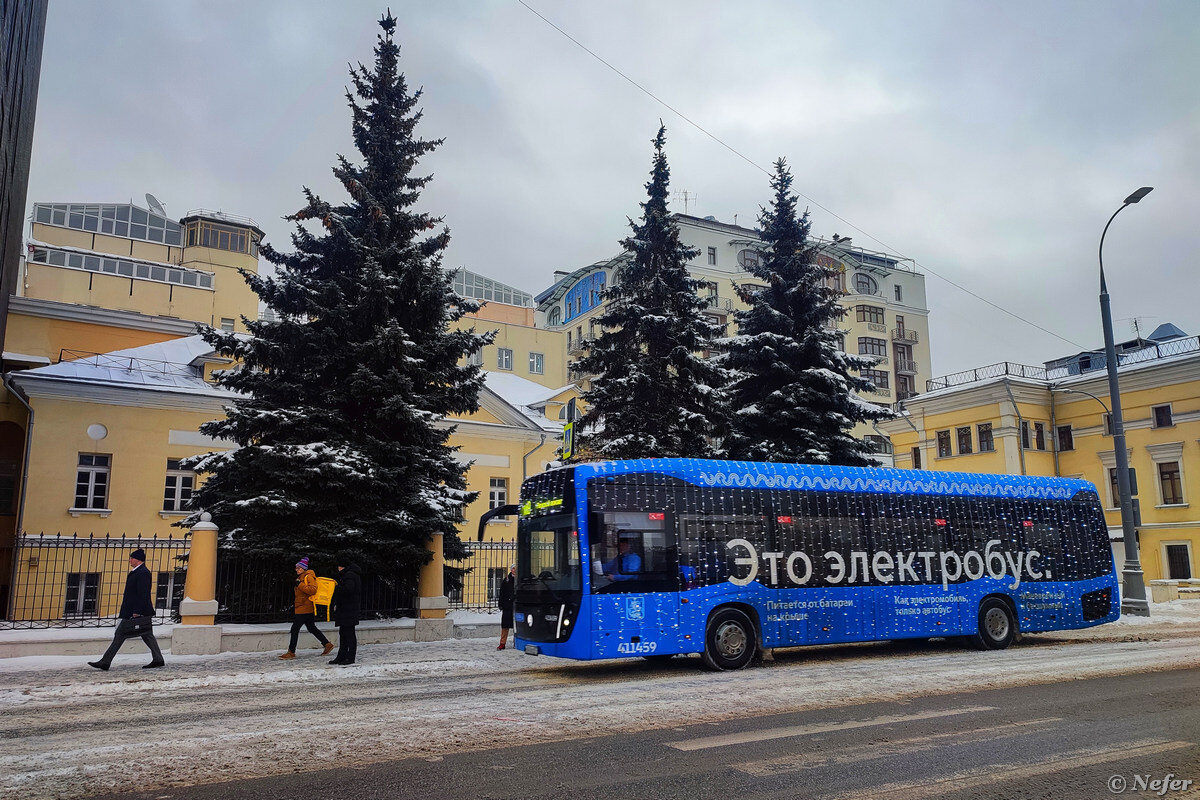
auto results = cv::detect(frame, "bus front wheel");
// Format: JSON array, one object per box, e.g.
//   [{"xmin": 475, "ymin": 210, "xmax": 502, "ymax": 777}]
[
  {"xmin": 702, "ymin": 608, "xmax": 757, "ymax": 671},
  {"xmin": 973, "ymin": 598, "xmax": 1016, "ymax": 650}
]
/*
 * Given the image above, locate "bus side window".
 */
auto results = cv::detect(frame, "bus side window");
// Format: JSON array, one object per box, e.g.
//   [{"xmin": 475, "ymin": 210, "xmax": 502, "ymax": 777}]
[{"xmin": 1022, "ymin": 502, "xmax": 1066, "ymax": 580}]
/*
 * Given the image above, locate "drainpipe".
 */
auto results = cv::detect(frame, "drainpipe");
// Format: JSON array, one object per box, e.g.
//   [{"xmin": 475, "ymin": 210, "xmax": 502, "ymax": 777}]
[
  {"xmin": 1002, "ymin": 379, "xmax": 1026, "ymax": 476},
  {"xmin": 1049, "ymin": 386, "xmax": 1060, "ymax": 477},
  {"xmin": 522, "ymin": 434, "xmax": 547, "ymax": 479},
  {"xmin": 3, "ymin": 374, "xmax": 34, "ymax": 541}
]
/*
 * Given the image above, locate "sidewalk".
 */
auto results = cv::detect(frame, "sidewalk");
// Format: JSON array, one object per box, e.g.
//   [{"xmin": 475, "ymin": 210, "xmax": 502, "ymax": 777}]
[{"xmin": 0, "ymin": 609, "xmax": 503, "ymax": 662}]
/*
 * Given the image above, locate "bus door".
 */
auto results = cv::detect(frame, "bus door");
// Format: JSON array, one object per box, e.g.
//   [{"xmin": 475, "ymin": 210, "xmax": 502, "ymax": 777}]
[
  {"xmin": 587, "ymin": 511, "xmax": 681, "ymax": 657},
  {"xmin": 877, "ymin": 496, "xmax": 964, "ymax": 638}
]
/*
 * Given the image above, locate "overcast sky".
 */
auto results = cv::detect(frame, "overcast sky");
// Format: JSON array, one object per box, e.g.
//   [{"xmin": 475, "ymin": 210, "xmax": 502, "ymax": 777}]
[{"xmin": 24, "ymin": 0, "xmax": 1200, "ymax": 377}]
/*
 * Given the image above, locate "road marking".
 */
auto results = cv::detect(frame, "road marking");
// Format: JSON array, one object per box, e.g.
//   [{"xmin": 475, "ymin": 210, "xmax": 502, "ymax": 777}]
[
  {"xmin": 665, "ymin": 705, "xmax": 996, "ymax": 751},
  {"xmin": 735, "ymin": 717, "xmax": 1062, "ymax": 776},
  {"xmin": 814, "ymin": 739, "xmax": 1194, "ymax": 800}
]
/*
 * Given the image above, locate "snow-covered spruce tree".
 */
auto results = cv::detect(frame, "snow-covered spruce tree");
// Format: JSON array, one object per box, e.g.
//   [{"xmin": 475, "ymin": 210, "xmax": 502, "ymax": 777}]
[
  {"xmin": 721, "ymin": 158, "xmax": 891, "ymax": 465},
  {"xmin": 186, "ymin": 14, "xmax": 488, "ymax": 579},
  {"xmin": 573, "ymin": 125, "xmax": 728, "ymax": 459}
]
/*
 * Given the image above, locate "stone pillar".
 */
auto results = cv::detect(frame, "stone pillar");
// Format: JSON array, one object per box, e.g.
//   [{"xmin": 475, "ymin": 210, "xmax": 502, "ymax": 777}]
[
  {"xmin": 415, "ymin": 532, "xmax": 451, "ymax": 642},
  {"xmin": 173, "ymin": 512, "xmax": 223, "ymax": 655}
]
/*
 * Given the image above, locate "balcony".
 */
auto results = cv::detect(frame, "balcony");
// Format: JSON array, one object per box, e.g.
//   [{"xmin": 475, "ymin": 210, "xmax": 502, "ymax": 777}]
[
  {"xmin": 895, "ymin": 359, "xmax": 918, "ymax": 374},
  {"xmin": 892, "ymin": 328, "xmax": 919, "ymax": 344},
  {"xmin": 704, "ymin": 295, "xmax": 734, "ymax": 311},
  {"xmin": 567, "ymin": 337, "xmax": 593, "ymax": 355}
]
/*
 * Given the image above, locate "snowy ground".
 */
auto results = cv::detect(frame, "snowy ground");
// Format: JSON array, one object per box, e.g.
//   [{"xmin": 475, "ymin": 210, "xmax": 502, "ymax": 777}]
[{"xmin": 3, "ymin": 604, "xmax": 1200, "ymax": 799}]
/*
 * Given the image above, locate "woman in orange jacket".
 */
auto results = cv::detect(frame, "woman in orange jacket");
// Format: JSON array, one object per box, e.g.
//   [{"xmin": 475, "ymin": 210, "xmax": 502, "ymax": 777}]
[{"xmin": 279, "ymin": 557, "xmax": 334, "ymax": 659}]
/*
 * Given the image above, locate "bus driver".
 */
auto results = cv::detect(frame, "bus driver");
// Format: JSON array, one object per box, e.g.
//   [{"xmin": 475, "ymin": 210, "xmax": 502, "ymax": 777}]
[{"xmin": 601, "ymin": 532, "xmax": 641, "ymax": 581}]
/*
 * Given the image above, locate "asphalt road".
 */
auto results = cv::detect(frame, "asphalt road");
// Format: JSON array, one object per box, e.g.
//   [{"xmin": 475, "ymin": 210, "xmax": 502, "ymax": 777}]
[{"xmin": 104, "ymin": 665, "xmax": 1200, "ymax": 800}]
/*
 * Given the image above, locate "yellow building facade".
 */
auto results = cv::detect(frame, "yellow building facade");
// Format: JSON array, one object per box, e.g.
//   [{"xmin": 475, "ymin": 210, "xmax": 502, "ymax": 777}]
[{"xmin": 879, "ymin": 333, "xmax": 1200, "ymax": 588}]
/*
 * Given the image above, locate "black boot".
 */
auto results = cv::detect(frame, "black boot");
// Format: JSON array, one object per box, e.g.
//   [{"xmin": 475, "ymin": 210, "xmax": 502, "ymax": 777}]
[{"xmin": 87, "ymin": 661, "xmax": 109, "ymax": 671}]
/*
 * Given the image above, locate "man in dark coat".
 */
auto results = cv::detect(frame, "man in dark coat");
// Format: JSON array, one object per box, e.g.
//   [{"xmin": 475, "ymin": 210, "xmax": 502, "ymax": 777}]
[
  {"xmin": 89, "ymin": 548, "xmax": 165, "ymax": 670},
  {"xmin": 497, "ymin": 564, "xmax": 515, "ymax": 650},
  {"xmin": 329, "ymin": 558, "xmax": 362, "ymax": 665}
]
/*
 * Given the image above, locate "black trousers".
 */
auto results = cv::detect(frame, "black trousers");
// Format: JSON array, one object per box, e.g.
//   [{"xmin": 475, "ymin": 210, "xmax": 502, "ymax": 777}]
[
  {"xmin": 335, "ymin": 622, "xmax": 357, "ymax": 663},
  {"xmin": 97, "ymin": 619, "xmax": 163, "ymax": 666},
  {"xmin": 288, "ymin": 613, "xmax": 329, "ymax": 652}
]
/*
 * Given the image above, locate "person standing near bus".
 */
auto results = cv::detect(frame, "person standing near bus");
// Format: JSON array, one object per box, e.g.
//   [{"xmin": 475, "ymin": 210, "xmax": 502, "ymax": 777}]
[
  {"xmin": 330, "ymin": 557, "xmax": 362, "ymax": 665},
  {"xmin": 497, "ymin": 564, "xmax": 516, "ymax": 650},
  {"xmin": 279, "ymin": 557, "xmax": 334, "ymax": 660}
]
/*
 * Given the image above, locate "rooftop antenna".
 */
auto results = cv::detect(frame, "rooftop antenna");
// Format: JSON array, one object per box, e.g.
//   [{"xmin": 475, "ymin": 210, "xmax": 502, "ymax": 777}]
[
  {"xmin": 145, "ymin": 193, "xmax": 166, "ymax": 216},
  {"xmin": 672, "ymin": 190, "xmax": 696, "ymax": 215}
]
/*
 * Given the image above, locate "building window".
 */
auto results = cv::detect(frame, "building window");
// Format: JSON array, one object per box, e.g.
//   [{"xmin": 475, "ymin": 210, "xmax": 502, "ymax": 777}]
[
  {"xmin": 489, "ymin": 478, "xmax": 508, "ymax": 509},
  {"xmin": 835, "ymin": 334, "xmax": 845, "ymax": 352},
  {"xmin": 707, "ymin": 247, "xmax": 717, "ymax": 266},
  {"xmin": 1165, "ymin": 544, "xmax": 1192, "ymax": 580},
  {"xmin": 737, "ymin": 249, "xmax": 760, "ymax": 269},
  {"xmin": 864, "ymin": 434, "xmax": 892, "ymax": 455},
  {"xmin": 75, "ymin": 454, "xmax": 111, "ymax": 510},
  {"xmin": 1108, "ymin": 468, "xmax": 1119, "ymax": 508},
  {"xmin": 547, "ymin": 307, "xmax": 561, "ymax": 326},
  {"xmin": 911, "ymin": 447, "xmax": 922, "ymax": 469},
  {"xmin": 860, "ymin": 369, "xmax": 889, "ymax": 389},
  {"xmin": 64, "ymin": 573, "xmax": 101, "ymax": 616},
  {"xmin": 855, "ymin": 305, "xmax": 885, "ymax": 324},
  {"xmin": 528, "ymin": 352, "xmax": 544, "ymax": 375},
  {"xmin": 468, "ymin": 349, "xmax": 483, "ymax": 367},
  {"xmin": 184, "ymin": 219, "xmax": 259, "ymax": 257},
  {"xmin": 497, "ymin": 348, "xmax": 513, "ymax": 371},
  {"xmin": 1021, "ymin": 421, "xmax": 1031, "ymax": 450},
  {"xmin": 1104, "ymin": 413, "xmax": 1113, "ymax": 436},
  {"xmin": 34, "ymin": 202, "xmax": 183, "ymax": 246},
  {"xmin": 1159, "ymin": 461, "xmax": 1184, "ymax": 505},
  {"xmin": 977, "ymin": 423, "xmax": 994, "ymax": 453},
  {"xmin": 1056, "ymin": 425, "xmax": 1074, "ymax": 452},
  {"xmin": 956, "ymin": 427, "xmax": 973, "ymax": 455},
  {"xmin": 857, "ymin": 337, "xmax": 888, "ymax": 357},
  {"xmin": 894, "ymin": 284, "xmax": 903, "ymax": 302},
  {"xmin": 220, "ymin": 318, "xmax": 235, "ymax": 333},
  {"xmin": 854, "ymin": 274, "xmax": 877, "ymax": 295},
  {"xmin": 163, "ymin": 459, "xmax": 195, "ymax": 512},
  {"xmin": 936, "ymin": 430, "xmax": 952, "ymax": 458},
  {"xmin": 27, "ymin": 245, "xmax": 214, "ymax": 290},
  {"xmin": 1152, "ymin": 405, "xmax": 1173, "ymax": 428},
  {"xmin": 1034, "ymin": 422, "xmax": 1047, "ymax": 451},
  {"xmin": 156, "ymin": 570, "xmax": 185, "ymax": 611}
]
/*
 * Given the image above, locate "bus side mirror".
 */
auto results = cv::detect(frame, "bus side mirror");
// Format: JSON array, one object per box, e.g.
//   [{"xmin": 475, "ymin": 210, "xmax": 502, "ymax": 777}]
[{"xmin": 477, "ymin": 504, "xmax": 520, "ymax": 541}]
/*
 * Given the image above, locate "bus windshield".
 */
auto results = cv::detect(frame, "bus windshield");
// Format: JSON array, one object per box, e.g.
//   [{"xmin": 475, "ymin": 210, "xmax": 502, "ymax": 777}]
[{"xmin": 517, "ymin": 512, "xmax": 582, "ymax": 599}]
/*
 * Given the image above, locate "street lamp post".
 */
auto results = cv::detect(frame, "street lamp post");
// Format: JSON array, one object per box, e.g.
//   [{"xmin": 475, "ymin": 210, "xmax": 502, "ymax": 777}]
[{"xmin": 1099, "ymin": 186, "xmax": 1153, "ymax": 616}]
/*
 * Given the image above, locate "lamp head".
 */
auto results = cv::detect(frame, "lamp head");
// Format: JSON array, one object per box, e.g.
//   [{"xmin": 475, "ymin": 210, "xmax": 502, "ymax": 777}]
[{"xmin": 1124, "ymin": 187, "xmax": 1153, "ymax": 204}]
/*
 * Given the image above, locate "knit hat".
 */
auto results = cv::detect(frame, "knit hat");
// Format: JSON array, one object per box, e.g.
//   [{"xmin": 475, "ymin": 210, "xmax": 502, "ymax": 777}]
[
  {"xmin": 130, "ymin": 548, "xmax": 147, "ymax": 562},
  {"xmin": 296, "ymin": 557, "xmax": 309, "ymax": 570}
]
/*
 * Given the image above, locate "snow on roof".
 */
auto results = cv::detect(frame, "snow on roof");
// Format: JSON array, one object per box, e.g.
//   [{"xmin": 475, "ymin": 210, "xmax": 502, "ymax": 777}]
[
  {"xmin": 482, "ymin": 372, "xmax": 568, "ymax": 433},
  {"xmin": 12, "ymin": 335, "xmax": 236, "ymax": 398}
]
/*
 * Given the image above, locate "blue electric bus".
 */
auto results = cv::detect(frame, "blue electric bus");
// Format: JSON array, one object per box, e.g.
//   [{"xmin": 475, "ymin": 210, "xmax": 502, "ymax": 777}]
[{"xmin": 482, "ymin": 459, "xmax": 1119, "ymax": 670}]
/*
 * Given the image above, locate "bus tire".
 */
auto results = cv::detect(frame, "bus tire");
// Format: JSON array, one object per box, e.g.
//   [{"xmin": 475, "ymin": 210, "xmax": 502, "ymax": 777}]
[
  {"xmin": 702, "ymin": 608, "xmax": 757, "ymax": 671},
  {"xmin": 974, "ymin": 598, "xmax": 1016, "ymax": 650}
]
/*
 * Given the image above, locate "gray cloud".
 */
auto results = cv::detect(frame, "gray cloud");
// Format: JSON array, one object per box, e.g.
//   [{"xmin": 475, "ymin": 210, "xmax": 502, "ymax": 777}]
[{"xmin": 25, "ymin": 0, "xmax": 1200, "ymax": 377}]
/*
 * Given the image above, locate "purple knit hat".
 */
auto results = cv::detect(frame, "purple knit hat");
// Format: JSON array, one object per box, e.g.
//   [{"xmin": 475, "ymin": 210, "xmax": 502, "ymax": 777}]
[{"xmin": 295, "ymin": 557, "xmax": 309, "ymax": 570}]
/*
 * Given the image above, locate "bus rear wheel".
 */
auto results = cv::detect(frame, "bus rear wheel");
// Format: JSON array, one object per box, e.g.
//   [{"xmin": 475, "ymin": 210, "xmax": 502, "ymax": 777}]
[
  {"xmin": 973, "ymin": 598, "xmax": 1016, "ymax": 650},
  {"xmin": 702, "ymin": 608, "xmax": 757, "ymax": 671}
]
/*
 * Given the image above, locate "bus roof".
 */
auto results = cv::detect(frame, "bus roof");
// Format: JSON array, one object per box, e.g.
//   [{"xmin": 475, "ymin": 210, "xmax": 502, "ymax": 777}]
[{"xmin": 556, "ymin": 459, "xmax": 1094, "ymax": 502}]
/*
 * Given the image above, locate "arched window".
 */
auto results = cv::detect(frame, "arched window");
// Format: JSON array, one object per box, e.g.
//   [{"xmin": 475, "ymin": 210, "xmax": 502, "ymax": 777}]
[
  {"xmin": 854, "ymin": 273, "xmax": 877, "ymax": 295},
  {"xmin": 548, "ymin": 307, "xmax": 562, "ymax": 326}
]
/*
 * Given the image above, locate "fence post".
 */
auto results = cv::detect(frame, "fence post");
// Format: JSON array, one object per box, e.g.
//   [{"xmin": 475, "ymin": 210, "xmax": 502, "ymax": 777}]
[
  {"xmin": 173, "ymin": 512, "xmax": 223, "ymax": 655},
  {"xmin": 414, "ymin": 531, "xmax": 451, "ymax": 642}
]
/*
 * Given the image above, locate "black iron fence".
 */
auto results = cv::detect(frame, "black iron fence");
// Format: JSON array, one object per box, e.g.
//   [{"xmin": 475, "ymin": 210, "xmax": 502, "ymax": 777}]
[
  {"xmin": 214, "ymin": 552, "xmax": 417, "ymax": 624},
  {"xmin": 1, "ymin": 533, "xmax": 190, "ymax": 628},
  {"xmin": 451, "ymin": 539, "xmax": 516, "ymax": 610},
  {"xmin": 0, "ymin": 534, "xmax": 513, "ymax": 628}
]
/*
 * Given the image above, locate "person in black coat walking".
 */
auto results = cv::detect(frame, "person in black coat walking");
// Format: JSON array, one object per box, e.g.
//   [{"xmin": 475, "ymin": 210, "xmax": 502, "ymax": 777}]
[
  {"xmin": 497, "ymin": 564, "xmax": 515, "ymax": 650},
  {"xmin": 330, "ymin": 558, "xmax": 362, "ymax": 665},
  {"xmin": 89, "ymin": 548, "xmax": 165, "ymax": 670}
]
